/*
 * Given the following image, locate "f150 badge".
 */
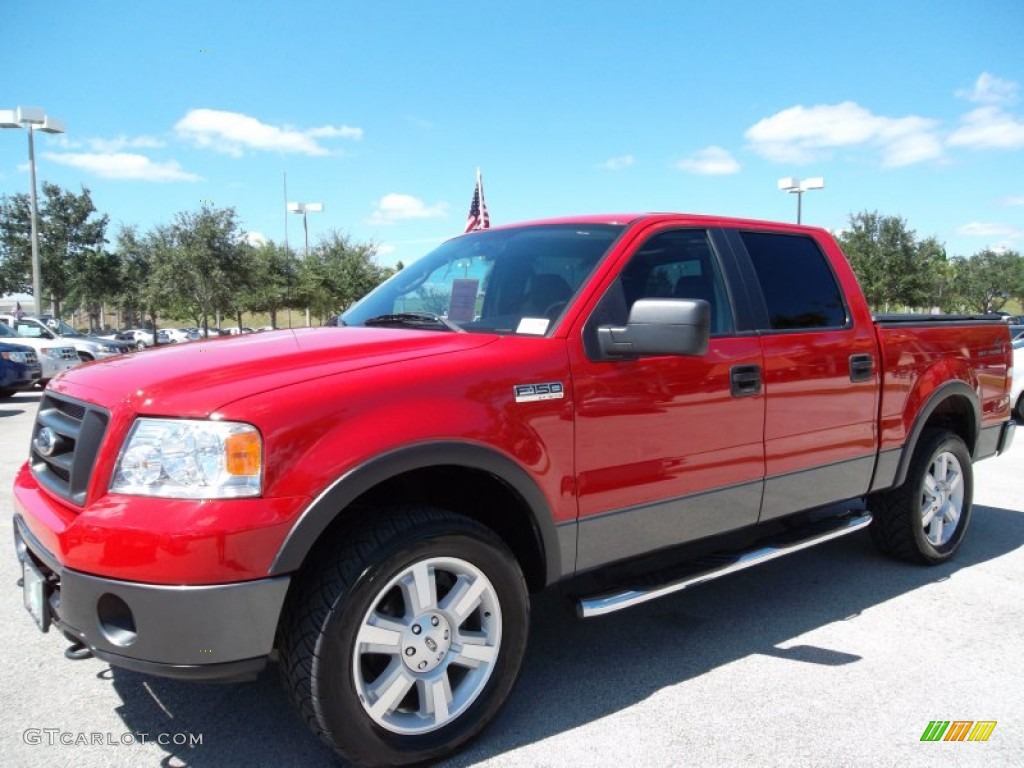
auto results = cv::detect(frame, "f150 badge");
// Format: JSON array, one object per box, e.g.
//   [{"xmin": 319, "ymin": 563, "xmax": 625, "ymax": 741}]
[{"xmin": 514, "ymin": 382, "xmax": 565, "ymax": 403}]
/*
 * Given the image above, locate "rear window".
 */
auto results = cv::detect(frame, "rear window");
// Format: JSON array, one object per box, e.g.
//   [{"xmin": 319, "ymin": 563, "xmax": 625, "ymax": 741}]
[{"xmin": 740, "ymin": 232, "xmax": 847, "ymax": 330}]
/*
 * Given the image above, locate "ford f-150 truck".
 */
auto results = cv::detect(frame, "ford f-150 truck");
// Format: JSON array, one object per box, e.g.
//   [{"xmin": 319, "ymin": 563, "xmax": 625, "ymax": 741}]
[{"xmin": 12, "ymin": 214, "xmax": 1015, "ymax": 766}]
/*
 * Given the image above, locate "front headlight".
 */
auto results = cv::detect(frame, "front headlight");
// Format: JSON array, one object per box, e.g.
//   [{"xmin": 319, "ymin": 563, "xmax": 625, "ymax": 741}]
[
  {"xmin": 111, "ymin": 419, "xmax": 263, "ymax": 498},
  {"xmin": 39, "ymin": 347, "xmax": 62, "ymax": 359},
  {"xmin": 1, "ymin": 350, "xmax": 29, "ymax": 363}
]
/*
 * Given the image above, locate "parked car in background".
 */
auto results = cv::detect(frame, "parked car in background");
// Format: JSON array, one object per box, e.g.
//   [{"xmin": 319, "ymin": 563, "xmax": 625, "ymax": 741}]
[
  {"xmin": 1, "ymin": 315, "xmax": 132, "ymax": 362},
  {"xmin": 159, "ymin": 328, "xmax": 201, "ymax": 343},
  {"xmin": 0, "ymin": 321, "xmax": 77, "ymax": 386},
  {"xmin": 1012, "ymin": 337, "xmax": 1024, "ymax": 421},
  {"xmin": 1008, "ymin": 324, "xmax": 1024, "ymax": 341},
  {"xmin": 0, "ymin": 340, "xmax": 42, "ymax": 397},
  {"xmin": 118, "ymin": 329, "xmax": 157, "ymax": 350}
]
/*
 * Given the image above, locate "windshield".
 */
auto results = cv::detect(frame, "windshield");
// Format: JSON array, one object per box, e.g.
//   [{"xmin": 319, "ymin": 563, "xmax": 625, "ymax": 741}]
[
  {"xmin": 0, "ymin": 322, "xmax": 21, "ymax": 339},
  {"xmin": 343, "ymin": 224, "xmax": 624, "ymax": 335}
]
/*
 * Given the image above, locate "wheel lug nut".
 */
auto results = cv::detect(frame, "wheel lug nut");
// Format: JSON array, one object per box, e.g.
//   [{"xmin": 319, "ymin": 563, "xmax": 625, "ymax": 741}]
[
  {"xmin": 412, "ymin": 625, "xmax": 421, "ymax": 635},
  {"xmin": 418, "ymin": 661, "xmax": 427, "ymax": 670},
  {"xmin": 431, "ymin": 616, "xmax": 439, "ymax": 627},
  {"xmin": 405, "ymin": 647, "xmax": 416, "ymax": 656}
]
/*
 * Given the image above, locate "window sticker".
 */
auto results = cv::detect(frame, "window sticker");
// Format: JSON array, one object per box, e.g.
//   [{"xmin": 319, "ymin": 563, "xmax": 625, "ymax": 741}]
[{"xmin": 516, "ymin": 317, "xmax": 549, "ymax": 335}]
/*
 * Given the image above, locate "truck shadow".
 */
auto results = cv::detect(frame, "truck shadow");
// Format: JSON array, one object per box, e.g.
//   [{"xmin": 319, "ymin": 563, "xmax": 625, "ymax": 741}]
[{"xmin": 106, "ymin": 504, "xmax": 1024, "ymax": 767}]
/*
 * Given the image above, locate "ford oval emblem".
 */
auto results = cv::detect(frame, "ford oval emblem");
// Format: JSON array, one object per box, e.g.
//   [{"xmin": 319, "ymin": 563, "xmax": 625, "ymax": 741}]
[{"xmin": 34, "ymin": 427, "xmax": 58, "ymax": 457}]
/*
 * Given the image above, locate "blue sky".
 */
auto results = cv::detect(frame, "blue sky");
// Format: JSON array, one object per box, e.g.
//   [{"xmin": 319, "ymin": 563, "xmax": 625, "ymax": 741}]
[{"xmin": 2, "ymin": 0, "xmax": 1023, "ymax": 268}]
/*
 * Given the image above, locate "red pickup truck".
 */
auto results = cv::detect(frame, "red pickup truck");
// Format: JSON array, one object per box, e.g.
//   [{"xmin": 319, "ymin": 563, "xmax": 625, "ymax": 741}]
[{"xmin": 12, "ymin": 214, "xmax": 1015, "ymax": 765}]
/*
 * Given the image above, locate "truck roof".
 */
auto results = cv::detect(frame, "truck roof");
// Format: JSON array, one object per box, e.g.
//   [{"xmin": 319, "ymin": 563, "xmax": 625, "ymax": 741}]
[{"xmin": 483, "ymin": 212, "xmax": 829, "ymax": 233}]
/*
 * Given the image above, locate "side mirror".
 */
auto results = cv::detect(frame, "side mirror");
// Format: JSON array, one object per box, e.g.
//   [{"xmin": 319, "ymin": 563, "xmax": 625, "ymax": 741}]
[{"xmin": 597, "ymin": 298, "xmax": 710, "ymax": 360}]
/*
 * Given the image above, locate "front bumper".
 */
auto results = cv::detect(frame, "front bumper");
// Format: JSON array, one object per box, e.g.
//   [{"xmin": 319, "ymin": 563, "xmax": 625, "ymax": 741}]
[
  {"xmin": 13, "ymin": 514, "xmax": 290, "ymax": 682},
  {"xmin": 39, "ymin": 355, "xmax": 77, "ymax": 381}
]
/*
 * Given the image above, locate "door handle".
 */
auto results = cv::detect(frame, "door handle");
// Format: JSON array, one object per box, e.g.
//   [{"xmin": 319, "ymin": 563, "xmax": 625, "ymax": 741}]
[
  {"xmin": 730, "ymin": 364, "xmax": 762, "ymax": 397},
  {"xmin": 849, "ymin": 354, "xmax": 874, "ymax": 382}
]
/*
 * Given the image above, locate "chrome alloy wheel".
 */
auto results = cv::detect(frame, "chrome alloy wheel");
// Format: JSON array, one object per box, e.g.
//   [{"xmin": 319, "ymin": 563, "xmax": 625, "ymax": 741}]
[
  {"xmin": 920, "ymin": 450, "xmax": 964, "ymax": 546},
  {"xmin": 352, "ymin": 556, "xmax": 502, "ymax": 735}
]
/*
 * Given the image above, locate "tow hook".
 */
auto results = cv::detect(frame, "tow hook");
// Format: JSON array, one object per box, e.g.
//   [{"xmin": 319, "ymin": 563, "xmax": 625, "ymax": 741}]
[{"xmin": 64, "ymin": 640, "xmax": 92, "ymax": 660}]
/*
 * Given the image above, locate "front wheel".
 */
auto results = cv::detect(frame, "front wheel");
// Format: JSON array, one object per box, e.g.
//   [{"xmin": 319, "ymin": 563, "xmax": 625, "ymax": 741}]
[
  {"xmin": 868, "ymin": 429, "xmax": 973, "ymax": 564},
  {"xmin": 279, "ymin": 507, "xmax": 529, "ymax": 766}
]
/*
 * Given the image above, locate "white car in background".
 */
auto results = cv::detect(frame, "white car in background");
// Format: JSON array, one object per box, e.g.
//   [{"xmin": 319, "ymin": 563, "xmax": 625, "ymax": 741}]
[
  {"xmin": 159, "ymin": 328, "xmax": 201, "ymax": 343},
  {"xmin": 119, "ymin": 329, "xmax": 157, "ymax": 350},
  {"xmin": 1012, "ymin": 338, "xmax": 1024, "ymax": 421},
  {"xmin": 0, "ymin": 321, "xmax": 78, "ymax": 386}
]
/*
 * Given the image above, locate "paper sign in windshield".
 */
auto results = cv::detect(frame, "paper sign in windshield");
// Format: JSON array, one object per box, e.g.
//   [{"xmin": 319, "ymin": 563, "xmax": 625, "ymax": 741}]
[{"xmin": 448, "ymin": 279, "xmax": 479, "ymax": 322}]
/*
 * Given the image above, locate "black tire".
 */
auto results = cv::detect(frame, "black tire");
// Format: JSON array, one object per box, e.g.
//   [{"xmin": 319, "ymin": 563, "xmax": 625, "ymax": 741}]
[
  {"xmin": 1015, "ymin": 393, "xmax": 1024, "ymax": 423},
  {"xmin": 868, "ymin": 429, "xmax": 973, "ymax": 564},
  {"xmin": 77, "ymin": 352, "xmax": 93, "ymax": 363},
  {"xmin": 0, "ymin": 388, "xmax": 15, "ymax": 398},
  {"xmin": 278, "ymin": 506, "xmax": 529, "ymax": 766}
]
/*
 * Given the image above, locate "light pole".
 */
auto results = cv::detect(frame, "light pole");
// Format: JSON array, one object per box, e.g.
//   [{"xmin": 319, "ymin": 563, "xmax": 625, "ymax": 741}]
[
  {"xmin": 777, "ymin": 176, "xmax": 824, "ymax": 224},
  {"xmin": 1, "ymin": 107, "xmax": 66, "ymax": 315},
  {"xmin": 287, "ymin": 201, "xmax": 323, "ymax": 326}
]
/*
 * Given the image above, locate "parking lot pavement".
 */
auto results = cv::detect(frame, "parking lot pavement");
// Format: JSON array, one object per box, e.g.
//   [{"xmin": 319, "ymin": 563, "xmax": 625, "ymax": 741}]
[{"xmin": 1, "ymin": 389, "xmax": 1021, "ymax": 767}]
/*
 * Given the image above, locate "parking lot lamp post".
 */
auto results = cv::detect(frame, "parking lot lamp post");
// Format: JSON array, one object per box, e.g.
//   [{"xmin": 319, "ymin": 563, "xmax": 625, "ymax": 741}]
[
  {"xmin": 777, "ymin": 177, "xmax": 824, "ymax": 224},
  {"xmin": 287, "ymin": 201, "xmax": 323, "ymax": 326},
  {"xmin": 1, "ymin": 107, "xmax": 67, "ymax": 315}
]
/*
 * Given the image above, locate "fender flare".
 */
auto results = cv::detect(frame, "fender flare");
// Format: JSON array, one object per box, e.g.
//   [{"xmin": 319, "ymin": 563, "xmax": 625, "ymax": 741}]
[
  {"xmin": 891, "ymin": 380, "xmax": 980, "ymax": 489},
  {"xmin": 268, "ymin": 441, "xmax": 563, "ymax": 585}
]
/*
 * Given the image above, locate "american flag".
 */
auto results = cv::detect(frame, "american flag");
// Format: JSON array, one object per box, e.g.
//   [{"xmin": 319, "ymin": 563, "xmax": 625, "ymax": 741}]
[{"xmin": 464, "ymin": 170, "xmax": 490, "ymax": 233}]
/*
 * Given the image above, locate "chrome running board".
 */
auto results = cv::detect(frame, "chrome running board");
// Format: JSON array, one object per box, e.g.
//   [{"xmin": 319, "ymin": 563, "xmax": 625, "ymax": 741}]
[{"xmin": 577, "ymin": 512, "xmax": 872, "ymax": 618}]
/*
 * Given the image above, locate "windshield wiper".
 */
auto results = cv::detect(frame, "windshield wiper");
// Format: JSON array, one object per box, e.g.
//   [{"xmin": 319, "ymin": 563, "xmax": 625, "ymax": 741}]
[{"xmin": 362, "ymin": 312, "xmax": 462, "ymax": 332}]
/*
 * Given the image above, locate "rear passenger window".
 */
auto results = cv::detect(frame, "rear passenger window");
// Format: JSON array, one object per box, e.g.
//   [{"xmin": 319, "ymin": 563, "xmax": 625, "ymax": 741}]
[{"xmin": 740, "ymin": 232, "xmax": 847, "ymax": 330}]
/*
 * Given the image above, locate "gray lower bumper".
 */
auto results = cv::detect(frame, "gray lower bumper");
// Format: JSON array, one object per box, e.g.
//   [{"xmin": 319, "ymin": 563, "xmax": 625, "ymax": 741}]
[{"xmin": 14, "ymin": 515, "xmax": 290, "ymax": 681}]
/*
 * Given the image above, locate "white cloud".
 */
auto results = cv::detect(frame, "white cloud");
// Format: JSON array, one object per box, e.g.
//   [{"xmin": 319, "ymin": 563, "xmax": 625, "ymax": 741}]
[
  {"xmin": 599, "ymin": 154, "xmax": 634, "ymax": 171},
  {"xmin": 955, "ymin": 222, "xmax": 1023, "ymax": 238},
  {"xmin": 673, "ymin": 146, "xmax": 740, "ymax": 175},
  {"xmin": 52, "ymin": 134, "xmax": 166, "ymax": 152},
  {"xmin": 245, "ymin": 231, "xmax": 268, "ymax": 246},
  {"xmin": 1003, "ymin": 195, "xmax": 1024, "ymax": 206},
  {"xmin": 306, "ymin": 124, "xmax": 364, "ymax": 140},
  {"xmin": 745, "ymin": 102, "xmax": 943, "ymax": 167},
  {"xmin": 376, "ymin": 244, "xmax": 397, "ymax": 256},
  {"xmin": 368, "ymin": 193, "xmax": 448, "ymax": 225},
  {"xmin": 175, "ymin": 109, "xmax": 362, "ymax": 156},
  {"xmin": 42, "ymin": 152, "xmax": 202, "ymax": 182},
  {"xmin": 948, "ymin": 106, "xmax": 1024, "ymax": 150},
  {"xmin": 956, "ymin": 72, "xmax": 1019, "ymax": 105}
]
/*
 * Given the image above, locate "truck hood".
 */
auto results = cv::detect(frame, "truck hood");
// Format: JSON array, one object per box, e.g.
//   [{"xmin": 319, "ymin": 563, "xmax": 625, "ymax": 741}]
[{"xmin": 48, "ymin": 327, "xmax": 497, "ymax": 417}]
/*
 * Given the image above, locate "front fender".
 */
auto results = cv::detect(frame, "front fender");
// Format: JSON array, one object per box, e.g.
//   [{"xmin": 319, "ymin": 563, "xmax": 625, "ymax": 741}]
[{"xmin": 267, "ymin": 440, "xmax": 568, "ymax": 585}]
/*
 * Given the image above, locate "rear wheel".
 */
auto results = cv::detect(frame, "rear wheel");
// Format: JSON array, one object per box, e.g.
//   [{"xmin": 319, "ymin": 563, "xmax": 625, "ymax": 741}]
[
  {"xmin": 77, "ymin": 352, "xmax": 93, "ymax": 363},
  {"xmin": 279, "ymin": 506, "xmax": 529, "ymax": 766},
  {"xmin": 1015, "ymin": 393, "xmax": 1024, "ymax": 423},
  {"xmin": 868, "ymin": 429, "xmax": 973, "ymax": 564},
  {"xmin": 0, "ymin": 388, "xmax": 15, "ymax": 398}
]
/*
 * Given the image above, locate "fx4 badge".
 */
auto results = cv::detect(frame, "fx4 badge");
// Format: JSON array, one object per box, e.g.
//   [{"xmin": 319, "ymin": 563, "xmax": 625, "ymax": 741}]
[{"xmin": 514, "ymin": 382, "xmax": 565, "ymax": 403}]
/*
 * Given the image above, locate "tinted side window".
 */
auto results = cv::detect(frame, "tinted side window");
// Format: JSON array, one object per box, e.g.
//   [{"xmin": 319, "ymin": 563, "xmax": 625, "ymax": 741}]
[
  {"xmin": 584, "ymin": 229, "xmax": 732, "ymax": 359},
  {"xmin": 740, "ymin": 232, "xmax": 847, "ymax": 330}
]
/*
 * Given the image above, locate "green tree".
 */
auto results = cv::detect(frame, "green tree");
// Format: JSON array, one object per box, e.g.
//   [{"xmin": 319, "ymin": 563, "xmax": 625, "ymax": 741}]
[
  {"xmin": 115, "ymin": 225, "xmax": 163, "ymax": 333},
  {"xmin": 69, "ymin": 248, "xmax": 122, "ymax": 331},
  {"xmin": 150, "ymin": 207, "xmax": 249, "ymax": 330},
  {"xmin": 948, "ymin": 249, "xmax": 1024, "ymax": 313},
  {"xmin": 297, "ymin": 230, "xmax": 388, "ymax": 322},
  {"xmin": 837, "ymin": 211, "xmax": 947, "ymax": 311},
  {"xmin": 0, "ymin": 183, "xmax": 108, "ymax": 316},
  {"xmin": 239, "ymin": 240, "xmax": 297, "ymax": 329}
]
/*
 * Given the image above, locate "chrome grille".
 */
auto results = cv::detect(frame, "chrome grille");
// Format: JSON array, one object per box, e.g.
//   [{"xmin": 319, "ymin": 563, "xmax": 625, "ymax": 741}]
[{"xmin": 30, "ymin": 392, "xmax": 109, "ymax": 506}]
